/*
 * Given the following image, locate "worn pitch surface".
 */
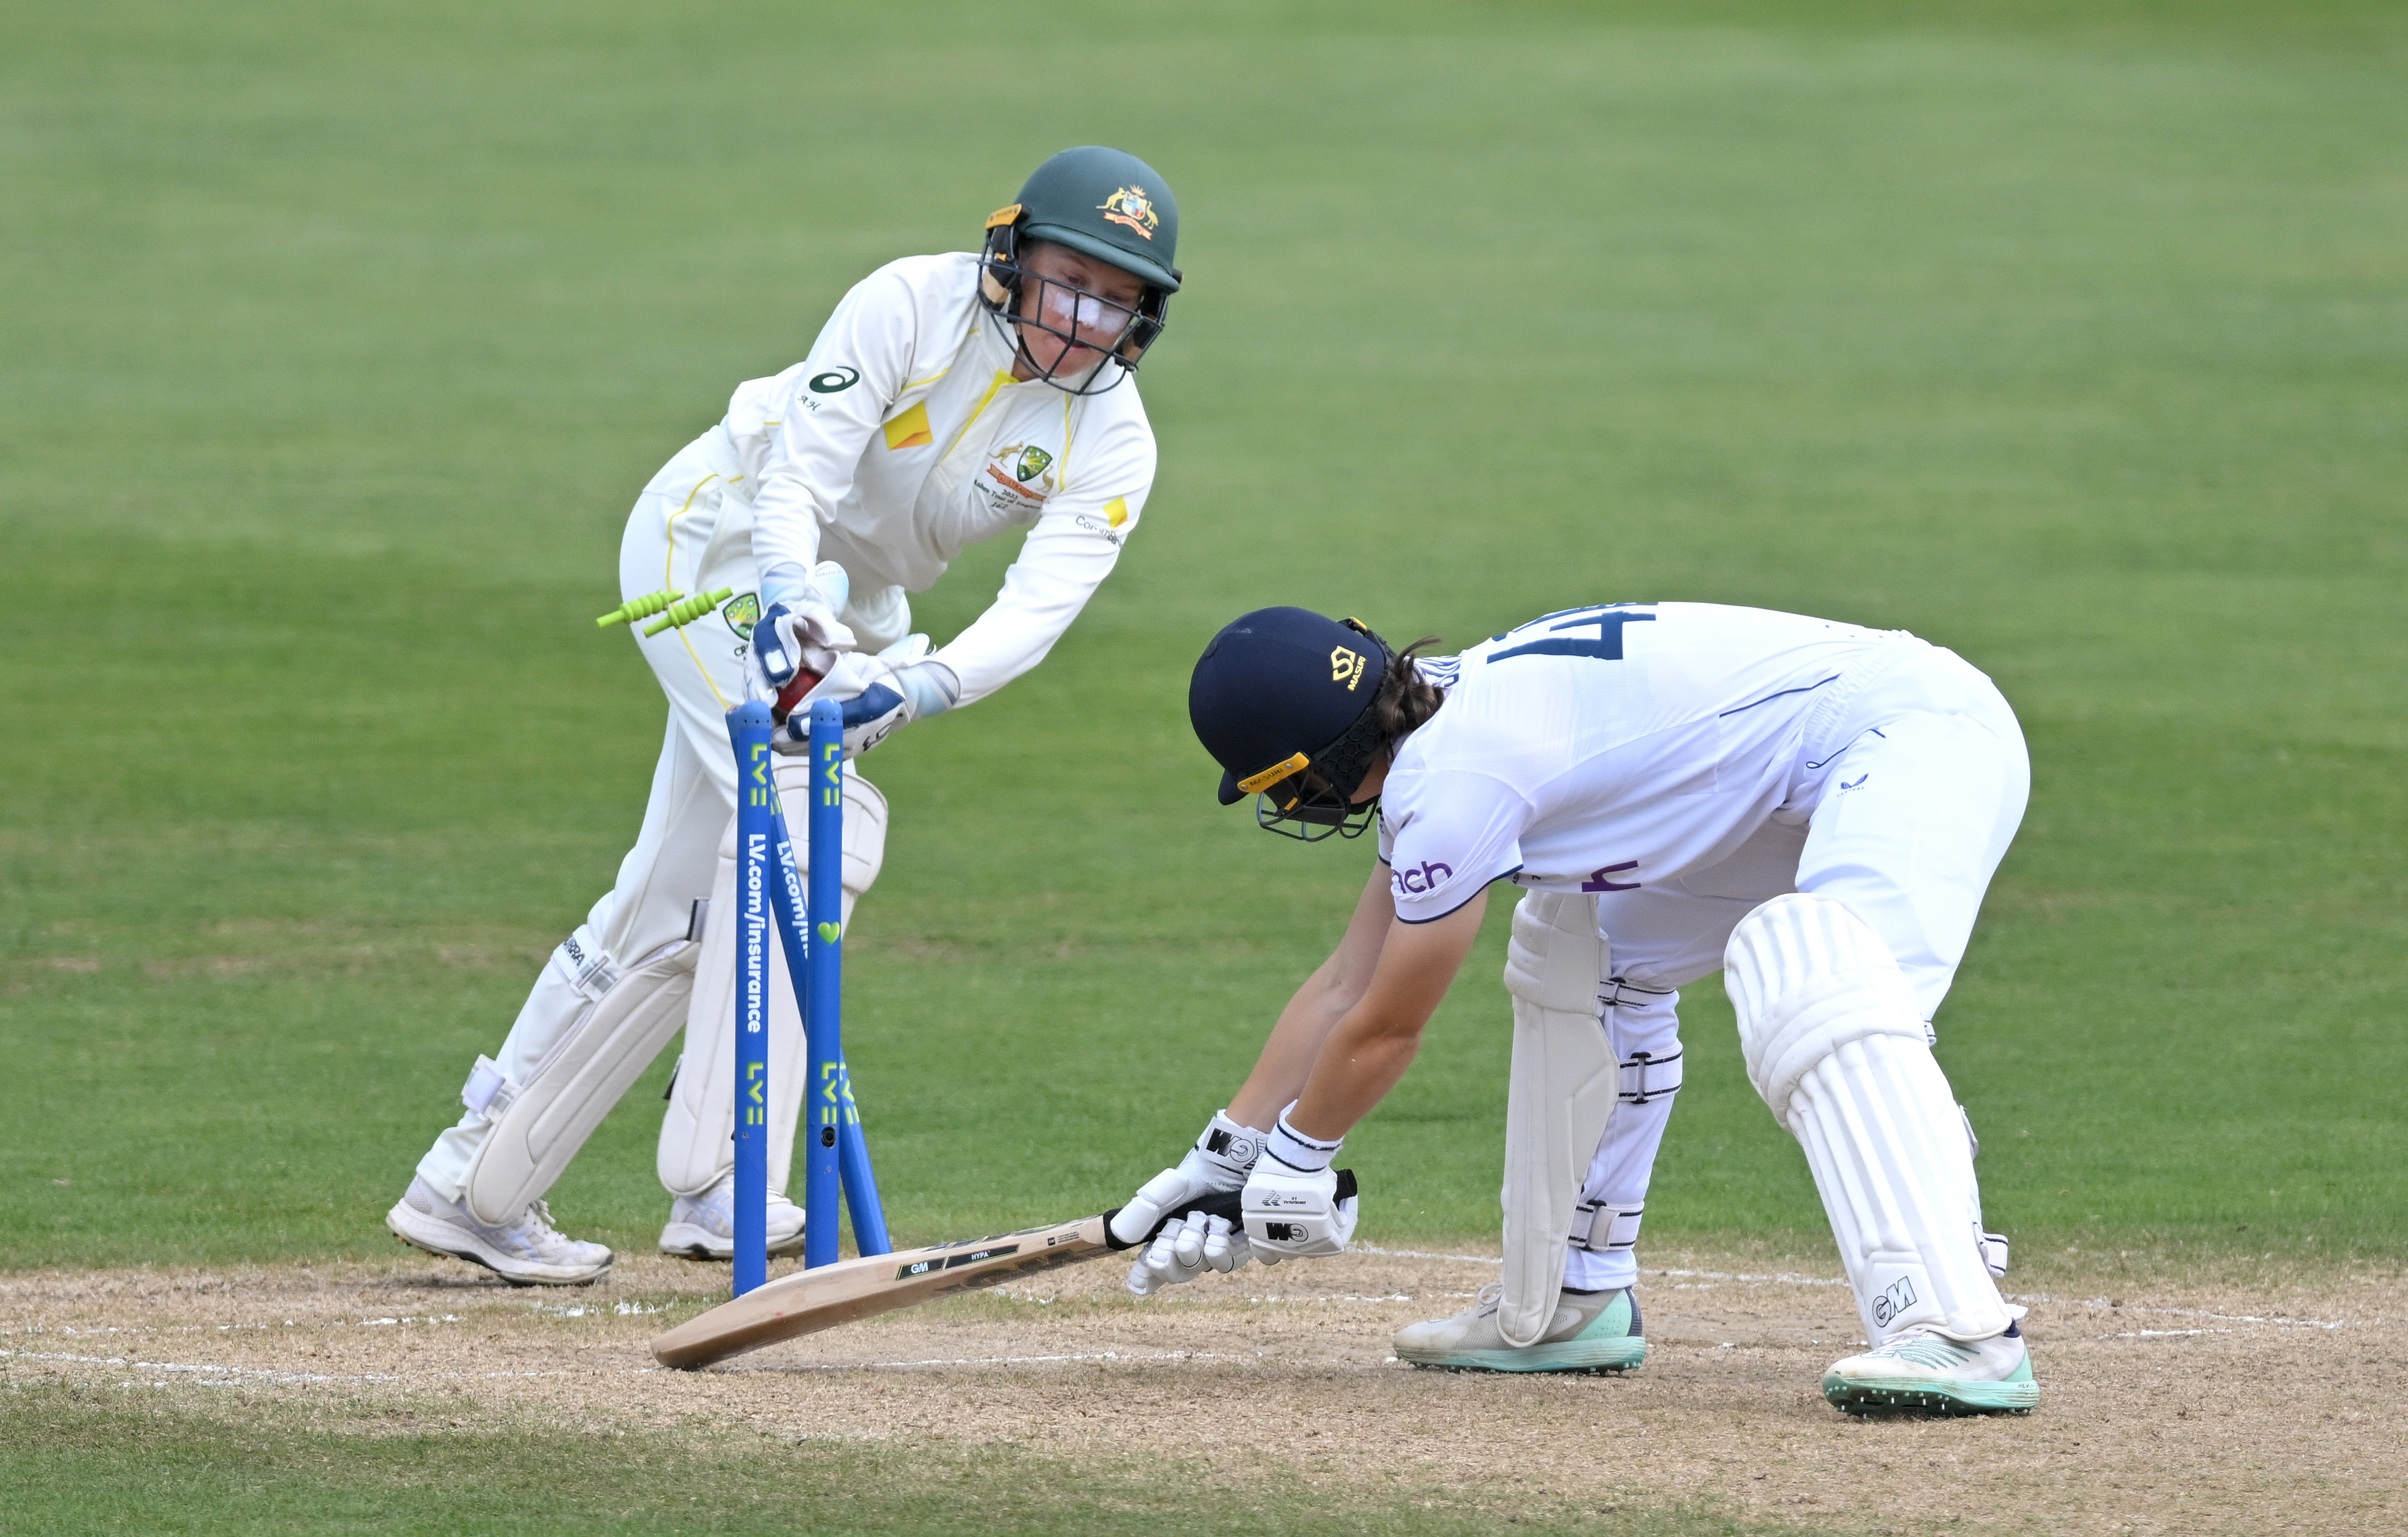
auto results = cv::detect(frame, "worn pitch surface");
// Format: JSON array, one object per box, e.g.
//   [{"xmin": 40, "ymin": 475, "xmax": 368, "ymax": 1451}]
[{"xmin": 4, "ymin": 1248, "xmax": 2397, "ymax": 1535}]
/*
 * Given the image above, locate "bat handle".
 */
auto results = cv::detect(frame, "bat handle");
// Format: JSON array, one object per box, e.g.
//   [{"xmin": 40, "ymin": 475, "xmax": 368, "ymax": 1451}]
[{"xmin": 1100, "ymin": 1168, "xmax": 1356, "ymax": 1251}]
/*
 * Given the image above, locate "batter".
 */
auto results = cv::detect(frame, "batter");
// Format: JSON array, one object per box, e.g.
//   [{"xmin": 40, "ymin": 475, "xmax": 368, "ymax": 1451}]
[{"xmin": 1115, "ymin": 602, "xmax": 2036, "ymax": 1415}]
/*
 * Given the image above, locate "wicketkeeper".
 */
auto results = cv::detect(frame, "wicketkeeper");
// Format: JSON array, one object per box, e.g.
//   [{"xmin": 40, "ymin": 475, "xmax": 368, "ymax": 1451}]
[
  {"xmin": 389, "ymin": 146, "xmax": 1184, "ymax": 1283},
  {"xmin": 1116, "ymin": 602, "xmax": 2037, "ymax": 1415}
]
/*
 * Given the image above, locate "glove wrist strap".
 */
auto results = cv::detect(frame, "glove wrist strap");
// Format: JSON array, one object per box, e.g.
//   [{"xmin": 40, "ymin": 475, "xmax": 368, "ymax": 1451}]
[
  {"xmin": 1193, "ymin": 1109, "xmax": 1264, "ymax": 1183},
  {"xmin": 1266, "ymin": 1103, "xmax": 1342, "ymax": 1173}
]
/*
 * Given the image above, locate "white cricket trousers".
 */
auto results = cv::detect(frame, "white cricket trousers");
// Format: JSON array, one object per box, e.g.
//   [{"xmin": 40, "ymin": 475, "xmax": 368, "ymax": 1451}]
[
  {"xmin": 415, "ymin": 432, "xmax": 818, "ymax": 1202},
  {"xmin": 1561, "ymin": 636, "xmax": 2030, "ymax": 1291}
]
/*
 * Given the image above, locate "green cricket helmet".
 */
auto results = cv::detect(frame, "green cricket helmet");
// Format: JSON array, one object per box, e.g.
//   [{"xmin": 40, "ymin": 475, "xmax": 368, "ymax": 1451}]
[{"xmin": 981, "ymin": 146, "xmax": 1182, "ymax": 395}]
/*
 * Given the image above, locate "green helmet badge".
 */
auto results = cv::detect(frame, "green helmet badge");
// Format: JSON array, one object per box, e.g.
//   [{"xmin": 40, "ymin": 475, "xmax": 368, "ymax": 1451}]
[
  {"xmin": 1096, "ymin": 186, "xmax": 1161, "ymax": 241},
  {"xmin": 979, "ymin": 145, "xmax": 1184, "ymax": 395},
  {"xmin": 1004, "ymin": 145, "xmax": 1181, "ymax": 292}
]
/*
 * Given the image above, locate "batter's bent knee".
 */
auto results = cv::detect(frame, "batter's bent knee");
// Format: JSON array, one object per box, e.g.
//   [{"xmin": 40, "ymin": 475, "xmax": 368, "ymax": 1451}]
[{"xmin": 1725, "ymin": 892, "xmax": 1927, "ymax": 1127}]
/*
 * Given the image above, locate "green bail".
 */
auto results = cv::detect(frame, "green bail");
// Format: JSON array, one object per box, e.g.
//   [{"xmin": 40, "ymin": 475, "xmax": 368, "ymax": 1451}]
[
  {"xmin": 597, "ymin": 590, "xmax": 684, "ymax": 629},
  {"xmin": 641, "ymin": 587, "xmax": 736, "ymax": 637}
]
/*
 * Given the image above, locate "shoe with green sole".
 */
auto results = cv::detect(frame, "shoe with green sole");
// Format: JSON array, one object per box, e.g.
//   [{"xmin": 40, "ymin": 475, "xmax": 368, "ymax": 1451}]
[
  {"xmin": 1821, "ymin": 1326, "xmax": 2039, "ymax": 1415},
  {"xmin": 1394, "ymin": 1283, "xmax": 1647, "ymax": 1374}
]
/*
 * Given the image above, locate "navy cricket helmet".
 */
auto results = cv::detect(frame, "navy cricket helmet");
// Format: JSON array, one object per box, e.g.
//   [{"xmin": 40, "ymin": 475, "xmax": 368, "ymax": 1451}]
[{"xmin": 1189, "ymin": 607, "xmax": 1394, "ymax": 841}]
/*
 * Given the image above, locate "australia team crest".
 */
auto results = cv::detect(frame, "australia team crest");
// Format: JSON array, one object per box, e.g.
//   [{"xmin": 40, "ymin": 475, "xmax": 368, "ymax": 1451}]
[{"xmin": 1096, "ymin": 185, "xmax": 1159, "ymax": 239}]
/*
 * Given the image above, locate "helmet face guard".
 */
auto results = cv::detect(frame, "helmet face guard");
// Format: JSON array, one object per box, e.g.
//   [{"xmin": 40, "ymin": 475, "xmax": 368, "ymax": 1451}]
[
  {"xmin": 980, "ymin": 211, "xmax": 1173, "ymax": 397},
  {"xmin": 1226, "ymin": 617, "xmax": 1393, "ymax": 842},
  {"xmin": 1242, "ymin": 705, "xmax": 1388, "ymax": 841}
]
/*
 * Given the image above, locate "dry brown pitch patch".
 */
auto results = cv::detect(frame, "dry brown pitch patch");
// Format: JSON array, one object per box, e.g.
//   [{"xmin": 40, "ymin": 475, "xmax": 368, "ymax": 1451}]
[{"xmin": 2, "ymin": 1245, "xmax": 2399, "ymax": 1535}]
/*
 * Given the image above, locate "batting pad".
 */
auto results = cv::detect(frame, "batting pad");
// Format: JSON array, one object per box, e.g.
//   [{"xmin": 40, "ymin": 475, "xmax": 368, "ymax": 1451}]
[
  {"xmin": 464, "ymin": 938, "xmax": 699, "ymax": 1225},
  {"xmin": 1499, "ymin": 890, "xmax": 1619, "ymax": 1347},
  {"xmin": 658, "ymin": 763, "xmax": 887, "ymax": 1199},
  {"xmin": 1726, "ymin": 894, "xmax": 2012, "ymax": 1344}
]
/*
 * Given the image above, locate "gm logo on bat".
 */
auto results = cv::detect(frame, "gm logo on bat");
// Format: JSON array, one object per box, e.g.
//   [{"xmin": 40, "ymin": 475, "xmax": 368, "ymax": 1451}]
[{"xmin": 895, "ymin": 1244, "xmax": 1021, "ymax": 1279}]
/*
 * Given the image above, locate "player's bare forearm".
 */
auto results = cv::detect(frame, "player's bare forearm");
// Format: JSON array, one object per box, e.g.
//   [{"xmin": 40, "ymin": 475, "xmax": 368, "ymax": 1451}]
[
  {"xmin": 1285, "ymin": 888, "xmax": 1489, "ymax": 1140},
  {"xmin": 1229, "ymin": 865, "xmax": 1398, "ymax": 1128}
]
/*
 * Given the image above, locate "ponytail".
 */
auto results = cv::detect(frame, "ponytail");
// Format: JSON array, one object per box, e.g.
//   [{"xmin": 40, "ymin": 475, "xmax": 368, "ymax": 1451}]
[{"xmin": 1369, "ymin": 637, "xmax": 1446, "ymax": 753}]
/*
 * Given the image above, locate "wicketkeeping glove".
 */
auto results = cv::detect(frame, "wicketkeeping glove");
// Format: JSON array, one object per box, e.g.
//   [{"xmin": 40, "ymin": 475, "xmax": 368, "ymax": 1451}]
[
  {"xmin": 772, "ymin": 643, "xmax": 959, "ymax": 758},
  {"xmin": 746, "ymin": 562, "xmax": 855, "ymax": 704}
]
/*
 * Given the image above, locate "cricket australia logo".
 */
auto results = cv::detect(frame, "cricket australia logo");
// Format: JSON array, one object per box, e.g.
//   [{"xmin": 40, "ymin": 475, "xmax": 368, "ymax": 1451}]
[
  {"xmin": 721, "ymin": 592, "xmax": 760, "ymax": 638},
  {"xmin": 1096, "ymin": 185, "xmax": 1160, "ymax": 239},
  {"xmin": 981, "ymin": 443, "xmax": 1057, "ymax": 514}
]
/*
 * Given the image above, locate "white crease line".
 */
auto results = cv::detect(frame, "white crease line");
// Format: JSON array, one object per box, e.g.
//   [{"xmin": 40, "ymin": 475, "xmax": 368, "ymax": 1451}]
[
  {"xmin": 1, "ymin": 1347, "xmax": 396, "ymax": 1386},
  {"xmin": 2007, "ymin": 1294, "xmax": 2350, "ymax": 1330},
  {"xmin": 1244, "ymin": 1294, "xmax": 1414, "ymax": 1304},
  {"xmin": 724, "ymin": 1348, "xmax": 1256, "ymax": 1373},
  {"xmin": 1647, "ymin": 1266, "xmax": 1850, "ymax": 1288},
  {"xmin": 5, "ymin": 1316, "xmax": 462, "ymax": 1339},
  {"xmin": 1364, "ymin": 1253, "xmax": 2371, "ymax": 1329},
  {"xmin": 4, "ymin": 1346, "xmax": 607, "ymax": 1388}
]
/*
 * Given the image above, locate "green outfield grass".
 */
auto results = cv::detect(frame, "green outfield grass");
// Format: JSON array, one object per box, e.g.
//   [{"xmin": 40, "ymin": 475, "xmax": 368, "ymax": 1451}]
[
  {"xmin": 2, "ymin": 0, "xmax": 2402, "ymax": 1286},
  {"xmin": 0, "ymin": 1385, "xmax": 1778, "ymax": 1537}
]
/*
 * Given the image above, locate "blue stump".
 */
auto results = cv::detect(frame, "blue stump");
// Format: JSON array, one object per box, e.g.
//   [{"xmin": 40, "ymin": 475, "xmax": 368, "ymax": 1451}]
[{"xmin": 724, "ymin": 701, "xmax": 774, "ymax": 1298}]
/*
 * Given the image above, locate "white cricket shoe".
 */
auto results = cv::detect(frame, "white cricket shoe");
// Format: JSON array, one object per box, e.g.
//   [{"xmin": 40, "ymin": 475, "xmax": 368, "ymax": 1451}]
[
  {"xmin": 658, "ymin": 1174, "xmax": 807, "ymax": 1260},
  {"xmin": 1394, "ymin": 1284, "xmax": 1647, "ymax": 1374},
  {"xmin": 1821, "ymin": 1326, "xmax": 2039, "ymax": 1415},
  {"xmin": 385, "ymin": 1176, "xmax": 613, "ymax": 1286}
]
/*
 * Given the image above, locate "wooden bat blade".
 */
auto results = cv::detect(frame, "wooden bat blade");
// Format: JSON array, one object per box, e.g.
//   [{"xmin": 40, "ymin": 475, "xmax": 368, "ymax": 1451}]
[
  {"xmin": 650, "ymin": 1214, "xmax": 1113, "ymax": 1369},
  {"xmin": 649, "ymin": 1172, "xmax": 1353, "ymax": 1371}
]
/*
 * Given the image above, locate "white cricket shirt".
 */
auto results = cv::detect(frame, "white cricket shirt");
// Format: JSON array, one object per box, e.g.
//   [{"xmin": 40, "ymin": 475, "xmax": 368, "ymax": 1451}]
[
  {"xmin": 1376, "ymin": 604, "xmax": 1900, "ymax": 922},
  {"xmin": 717, "ymin": 253, "xmax": 1157, "ymax": 706}
]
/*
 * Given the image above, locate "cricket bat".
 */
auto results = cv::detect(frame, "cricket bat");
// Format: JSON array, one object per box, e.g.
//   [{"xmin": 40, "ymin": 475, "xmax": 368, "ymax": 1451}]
[{"xmin": 650, "ymin": 1169, "xmax": 1357, "ymax": 1369}]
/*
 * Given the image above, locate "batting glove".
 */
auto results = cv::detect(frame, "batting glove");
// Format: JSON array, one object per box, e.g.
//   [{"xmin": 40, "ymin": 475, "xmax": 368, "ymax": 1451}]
[
  {"xmin": 1241, "ymin": 1107, "xmax": 1358, "ymax": 1260},
  {"xmin": 1128, "ymin": 1210, "xmax": 1255, "ymax": 1296},
  {"xmin": 1114, "ymin": 1111, "xmax": 1276, "ymax": 1296}
]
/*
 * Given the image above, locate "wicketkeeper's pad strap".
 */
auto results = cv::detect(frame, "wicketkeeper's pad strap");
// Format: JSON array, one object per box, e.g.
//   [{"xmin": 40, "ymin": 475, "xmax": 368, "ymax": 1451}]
[
  {"xmin": 461, "ymin": 1056, "xmax": 522, "ymax": 1123},
  {"xmin": 547, "ymin": 925, "xmax": 622, "ymax": 1003}
]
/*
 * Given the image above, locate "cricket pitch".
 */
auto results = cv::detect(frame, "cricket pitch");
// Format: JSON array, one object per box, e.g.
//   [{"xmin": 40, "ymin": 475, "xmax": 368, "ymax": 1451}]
[{"xmin": 3, "ymin": 1245, "xmax": 2398, "ymax": 1535}]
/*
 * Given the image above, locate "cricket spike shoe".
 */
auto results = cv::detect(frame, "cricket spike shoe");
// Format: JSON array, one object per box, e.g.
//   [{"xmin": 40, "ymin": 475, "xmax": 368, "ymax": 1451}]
[
  {"xmin": 658, "ymin": 1173, "xmax": 807, "ymax": 1260},
  {"xmin": 1394, "ymin": 1284, "xmax": 1647, "ymax": 1374},
  {"xmin": 386, "ymin": 1176, "xmax": 613, "ymax": 1286},
  {"xmin": 1821, "ymin": 1325, "xmax": 2039, "ymax": 1416}
]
